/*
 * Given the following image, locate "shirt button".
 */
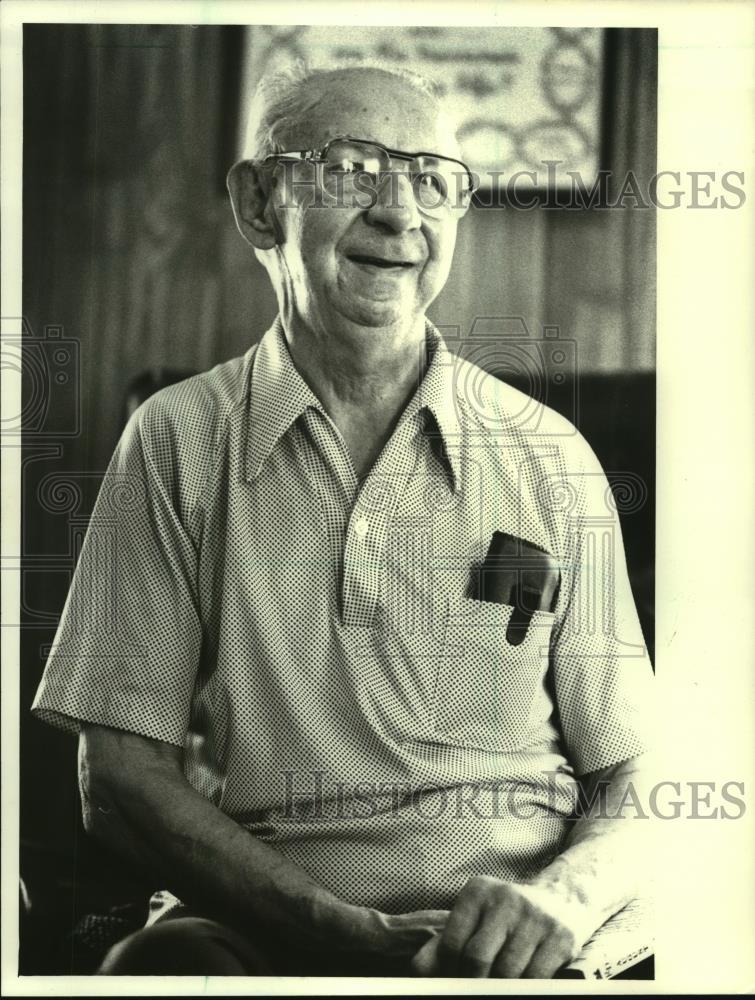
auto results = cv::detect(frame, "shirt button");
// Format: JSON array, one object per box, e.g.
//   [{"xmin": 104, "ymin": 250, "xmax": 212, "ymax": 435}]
[{"xmin": 354, "ymin": 517, "xmax": 369, "ymax": 540}]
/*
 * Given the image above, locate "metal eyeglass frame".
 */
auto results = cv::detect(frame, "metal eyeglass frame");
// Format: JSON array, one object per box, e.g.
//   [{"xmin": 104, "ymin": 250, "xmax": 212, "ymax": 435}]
[{"xmin": 262, "ymin": 135, "xmax": 478, "ymax": 208}]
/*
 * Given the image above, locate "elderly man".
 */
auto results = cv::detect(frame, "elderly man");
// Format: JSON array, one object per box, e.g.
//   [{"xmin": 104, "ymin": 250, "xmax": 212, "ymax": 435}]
[{"xmin": 32, "ymin": 63, "xmax": 653, "ymax": 978}]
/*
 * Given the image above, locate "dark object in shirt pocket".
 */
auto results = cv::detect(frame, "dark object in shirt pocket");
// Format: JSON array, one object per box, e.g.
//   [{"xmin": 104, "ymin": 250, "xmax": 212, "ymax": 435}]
[{"xmin": 466, "ymin": 531, "xmax": 561, "ymax": 645}]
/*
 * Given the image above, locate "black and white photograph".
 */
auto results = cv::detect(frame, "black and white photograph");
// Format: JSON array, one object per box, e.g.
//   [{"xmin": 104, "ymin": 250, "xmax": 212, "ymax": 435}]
[{"xmin": 2, "ymin": 2, "xmax": 753, "ymax": 994}]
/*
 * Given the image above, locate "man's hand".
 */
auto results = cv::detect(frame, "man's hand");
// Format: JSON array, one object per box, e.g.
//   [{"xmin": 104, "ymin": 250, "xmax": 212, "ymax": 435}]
[
  {"xmin": 360, "ymin": 907, "xmax": 449, "ymax": 958},
  {"xmin": 411, "ymin": 755, "xmax": 652, "ymax": 979},
  {"xmin": 410, "ymin": 877, "xmax": 594, "ymax": 978}
]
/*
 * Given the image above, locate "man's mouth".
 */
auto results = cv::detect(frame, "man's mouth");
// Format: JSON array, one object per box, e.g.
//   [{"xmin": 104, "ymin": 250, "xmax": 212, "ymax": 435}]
[{"xmin": 346, "ymin": 254, "xmax": 415, "ymax": 269}]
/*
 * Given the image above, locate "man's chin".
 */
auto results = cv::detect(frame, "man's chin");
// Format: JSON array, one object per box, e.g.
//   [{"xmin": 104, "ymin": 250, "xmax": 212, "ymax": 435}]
[{"xmin": 333, "ymin": 296, "xmax": 420, "ymax": 333}]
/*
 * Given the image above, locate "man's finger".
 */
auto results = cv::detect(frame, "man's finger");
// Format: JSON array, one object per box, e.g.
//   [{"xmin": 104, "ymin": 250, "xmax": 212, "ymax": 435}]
[
  {"xmin": 490, "ymin": 919, "xmax": 541, "ymax": 978},
  {"xmin": 435, "ymin": 894, "xmax": 482, "ymax": 976},
  {"xmin": 456, "ymin": 918, "xmax": 509, "ymax": 978},
  {"xmin": 367, "ymin": 907, "xmax": 448, "ymax": 958},
  {"xmin": 409, "ymin": 932, "xmax": 441, "ymax": 976},
  {"xmin": 521, "ymin": 930, "xmax": 578, "ymax": 979},
  {"xmin": 389, "ymin": 908, "xmax": 449, "ymax": 931}
]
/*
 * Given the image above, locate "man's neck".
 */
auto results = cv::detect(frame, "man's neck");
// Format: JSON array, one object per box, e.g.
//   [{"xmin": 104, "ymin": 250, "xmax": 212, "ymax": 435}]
[{"xmin": 282, "ymin": 314, "xmax": 429, "ymax": 481}]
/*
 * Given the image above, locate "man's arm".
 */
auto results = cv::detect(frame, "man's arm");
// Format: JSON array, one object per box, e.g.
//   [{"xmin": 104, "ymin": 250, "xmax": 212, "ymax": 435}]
[
  {"xmin": 412, "ymin": 752, "xmax": 651, "ymax": 978},
  {"xmin": 80, "ymin": 724, "xmax": 446, "ymax": 958}
]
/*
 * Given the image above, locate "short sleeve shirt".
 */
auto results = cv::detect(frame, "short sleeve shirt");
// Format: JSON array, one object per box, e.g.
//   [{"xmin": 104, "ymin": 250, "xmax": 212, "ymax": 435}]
[{"xmin": 32, "ymin": 317, "xmax": 654, "ymax": 913}]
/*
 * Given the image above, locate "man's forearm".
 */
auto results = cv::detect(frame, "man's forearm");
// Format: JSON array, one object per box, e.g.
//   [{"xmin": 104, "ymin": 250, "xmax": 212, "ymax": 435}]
[
  {"xmin": 528, "ymin": 753, "xmax": 651, "ymax": 929},
  {"xmin": 79, "ymin": 725, "xmax": 444, "ymax": 956}
]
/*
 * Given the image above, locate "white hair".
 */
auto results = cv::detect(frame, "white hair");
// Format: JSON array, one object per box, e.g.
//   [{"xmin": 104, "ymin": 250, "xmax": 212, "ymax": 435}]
[{"xmin": 241, "ymin": 60, "xmax": 450, "ymax": 161}]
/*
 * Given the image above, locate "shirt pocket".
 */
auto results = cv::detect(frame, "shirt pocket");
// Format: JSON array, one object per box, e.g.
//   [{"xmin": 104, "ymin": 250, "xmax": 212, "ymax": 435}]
[{"xmin": 432, "ymin": 597, "xmax": 556, "ymax": 752}]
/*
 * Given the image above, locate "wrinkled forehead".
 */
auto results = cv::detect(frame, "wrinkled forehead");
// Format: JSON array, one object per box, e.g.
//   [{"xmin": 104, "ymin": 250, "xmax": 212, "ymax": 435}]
[{"xmin": 284, "ymin": 70, "xmax": 462, "ymax": 160}]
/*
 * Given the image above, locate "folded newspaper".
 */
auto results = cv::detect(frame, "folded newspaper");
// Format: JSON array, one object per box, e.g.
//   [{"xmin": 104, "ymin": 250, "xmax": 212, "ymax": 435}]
[{"xmin": 558, "ymin": 898, "xmax": 653, "ymax": 979}]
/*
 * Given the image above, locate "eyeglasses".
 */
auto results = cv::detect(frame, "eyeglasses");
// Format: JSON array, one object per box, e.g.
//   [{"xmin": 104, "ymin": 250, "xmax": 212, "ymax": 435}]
[{"xmin": 263, "ymin": 135, "xmax": 477, "ymax": 218}]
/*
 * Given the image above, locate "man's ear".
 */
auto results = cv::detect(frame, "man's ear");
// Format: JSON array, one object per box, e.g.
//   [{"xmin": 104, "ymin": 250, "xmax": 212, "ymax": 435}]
[{"xmin": 226, "ymin": 160, "xmax": 282, "ymax": 250}]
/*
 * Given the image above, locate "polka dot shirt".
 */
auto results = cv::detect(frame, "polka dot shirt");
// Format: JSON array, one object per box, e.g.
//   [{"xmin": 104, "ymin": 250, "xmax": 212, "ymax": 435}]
[{"xmin": 32, "ymin": 317, "xmax": 654, "ymax": 914}]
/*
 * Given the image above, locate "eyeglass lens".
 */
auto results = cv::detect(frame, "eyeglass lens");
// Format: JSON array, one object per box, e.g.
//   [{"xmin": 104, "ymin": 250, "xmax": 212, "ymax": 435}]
[{"xmin": 321, "ymin": 138, "xmax": 472, "ymax": 215}]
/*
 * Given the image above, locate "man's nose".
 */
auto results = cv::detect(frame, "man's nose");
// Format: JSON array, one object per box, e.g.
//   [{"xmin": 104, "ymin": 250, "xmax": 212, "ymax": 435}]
[{"xmin": 365, "ymin": 171, "xmax": 422, "ymax": 231}]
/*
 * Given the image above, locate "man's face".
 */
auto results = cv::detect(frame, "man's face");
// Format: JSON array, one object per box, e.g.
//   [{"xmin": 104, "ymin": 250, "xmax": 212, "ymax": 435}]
[{"xmin": 268, "ymin": 70, "xmax": 463, "ymax": 339}]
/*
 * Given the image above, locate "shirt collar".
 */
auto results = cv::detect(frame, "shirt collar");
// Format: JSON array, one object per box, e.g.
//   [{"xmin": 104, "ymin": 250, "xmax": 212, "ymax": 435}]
[
  {"xmin": 245, "ymin": 317, "xmax": 325, "ymax": 481},
  {"xmin": 244, "ymin": 316, "xmax": 462, "ymax": 490},
  {"xmin": 401, "ymin": 320, "xmax": 463, "ymax": 492}
]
